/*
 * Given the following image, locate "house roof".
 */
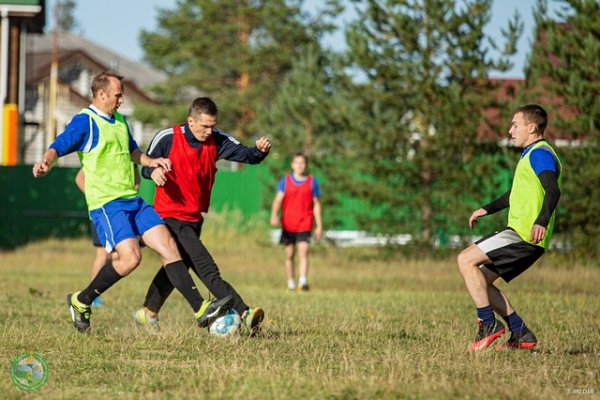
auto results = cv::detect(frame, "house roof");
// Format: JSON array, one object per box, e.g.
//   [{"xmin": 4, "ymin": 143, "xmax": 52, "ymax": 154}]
[
  {"xmin": 26, "ymin": 31, "xmax": 166, "ymax": 89},
  {"xmin": 27, "ymin": 49, "xmax": 158, "ymax": 104}
]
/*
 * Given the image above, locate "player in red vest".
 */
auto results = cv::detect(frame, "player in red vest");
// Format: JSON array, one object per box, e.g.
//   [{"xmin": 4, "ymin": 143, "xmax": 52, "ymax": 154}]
[
  {"xmin": 133, "ymin": 97, "xmax": 271, "ymax": 336},
  {"xmin": 270, "ymin": 153, "xmax": 322, "ymax": 291}
]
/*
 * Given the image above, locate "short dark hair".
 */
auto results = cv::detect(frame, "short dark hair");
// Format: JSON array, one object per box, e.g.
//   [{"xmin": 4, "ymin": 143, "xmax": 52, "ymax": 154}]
[
  {"xmin": 293, "ymin": 152, "xmax": 308, "ymax": 164},
  {"xmin": 189, "ymin": 97, "xmax": 218, "ymax": 119},
  {"xmin": 514, "ymin": 104, "xmax": 548, "ymax": 135},
  {"xmin": 91, "ymin": 71, "xmax": 124, "ymax": 98}
]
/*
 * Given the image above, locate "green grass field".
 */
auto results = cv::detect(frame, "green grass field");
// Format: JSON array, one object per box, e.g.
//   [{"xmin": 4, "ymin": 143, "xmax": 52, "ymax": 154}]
[{"xmin": 0, "ymin": 220, "xmax": 598, "ymax": 399}]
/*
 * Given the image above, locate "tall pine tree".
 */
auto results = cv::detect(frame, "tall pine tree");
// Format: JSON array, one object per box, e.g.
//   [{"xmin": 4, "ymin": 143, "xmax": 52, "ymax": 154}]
[
  {"xmin": 256, "ymin": 44, "xmax": 354, "ymax": 229},
  {"xmin": 136, "ymin": 0, "xmax": 340, "ymax": 138},
  {"xmin": 337, "ymin": 0, "xmax": 521, "ymax": 243},
  {"xmin": 525, "ymin": 0, "xmax": 600, "ymax": 258}
]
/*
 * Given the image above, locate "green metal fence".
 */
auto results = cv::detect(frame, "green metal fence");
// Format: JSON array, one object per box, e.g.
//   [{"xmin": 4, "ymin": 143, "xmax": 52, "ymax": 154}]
[{"xmin": 0, "ymin": 165, "xmax": 273, "ymax": 249}]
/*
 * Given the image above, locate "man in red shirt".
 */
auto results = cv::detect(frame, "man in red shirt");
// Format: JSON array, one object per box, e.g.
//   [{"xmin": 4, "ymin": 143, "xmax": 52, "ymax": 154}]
[
  {"xmin": 134, "ymin": 97, "xmax": 271, "ymax": 336},
  {"xmin": 270, "ymin": 153, "xmax": 323, "ymax": 291}
]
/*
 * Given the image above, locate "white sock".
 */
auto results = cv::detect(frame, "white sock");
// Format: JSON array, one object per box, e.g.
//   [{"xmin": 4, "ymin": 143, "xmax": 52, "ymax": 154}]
[
  {"xmin": 287, "ymin": 279, "xmax": 296, "ymax": 289},
  {"xmin": 299, "ymin": 276, "xmax": 307, "ymax": 286}
]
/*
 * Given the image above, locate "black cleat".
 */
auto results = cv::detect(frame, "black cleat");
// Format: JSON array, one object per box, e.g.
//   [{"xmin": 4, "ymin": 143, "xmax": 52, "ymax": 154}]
[
  {"xmin": 497, "ymin": 326, "xmax": 538, "ymax": 350},
  {"xmin": 196, "ymin": 295, "xmax": 234, "ymax": 328},
  {"xmin": 67, "ymin": 292, "xmax": 91, "ymax": 333}
]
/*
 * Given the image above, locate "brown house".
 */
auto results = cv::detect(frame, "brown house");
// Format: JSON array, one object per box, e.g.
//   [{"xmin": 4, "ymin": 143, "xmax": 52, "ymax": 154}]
[{"xmin": 22, "ymin": 31, "xmax": 166, "ymax": 165}]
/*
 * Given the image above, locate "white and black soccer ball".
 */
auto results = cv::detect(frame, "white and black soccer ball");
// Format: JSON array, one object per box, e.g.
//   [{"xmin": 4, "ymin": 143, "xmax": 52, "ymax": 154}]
[{"xmin": 208, "ymin": 309, "xmax": 242, "ymax": 337}]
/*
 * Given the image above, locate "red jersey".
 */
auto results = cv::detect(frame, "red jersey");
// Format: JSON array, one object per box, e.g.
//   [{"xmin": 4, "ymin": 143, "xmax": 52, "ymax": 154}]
[
  {"xmin": 281, "ymin": 174, "xmax": 315, "ymax": 232},
  {"xmin": 153, "ymin": 124, "xmax": 217, "ymax": 222}
]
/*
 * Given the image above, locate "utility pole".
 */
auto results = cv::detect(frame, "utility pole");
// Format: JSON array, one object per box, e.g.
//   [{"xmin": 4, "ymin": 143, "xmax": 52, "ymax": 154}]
[{"xmin": 46, "ymin": 1, "xmax": 60, "ymax": 150}]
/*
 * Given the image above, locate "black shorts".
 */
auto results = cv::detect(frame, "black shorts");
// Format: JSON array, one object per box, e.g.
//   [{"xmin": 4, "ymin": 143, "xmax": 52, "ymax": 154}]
[
  {"xmin": 475, "ymin": 228, "xmax": 545, "ymax": 282},
  {"xmin": 280, "ymin": 230, "xmax": 312, "ymax": 245}
]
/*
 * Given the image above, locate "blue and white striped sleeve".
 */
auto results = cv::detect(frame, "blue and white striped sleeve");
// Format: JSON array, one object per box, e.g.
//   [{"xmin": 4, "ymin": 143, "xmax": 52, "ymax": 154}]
[{"xmin": 49, "ymin": 113, "xmax": 98, "ymax": 156}]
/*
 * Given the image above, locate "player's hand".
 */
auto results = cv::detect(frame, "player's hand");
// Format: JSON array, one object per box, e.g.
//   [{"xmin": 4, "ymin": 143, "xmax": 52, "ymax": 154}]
[
  {"xmin": 32, "ymin": 160, "xmax": 51, "ymax": 177},
  {"xmin": 530, "ymin": 224, "xmax": 546, "ymax": 245},
  {"xmin": 468, "ymin": 208, "xmax": 488, "ymax": 229},
  {"xmin": 148, "ymin": 157, "xmax": 172, "ymax": 172},
  {"xmin": 256, "ymin": 137, "xmax": 271, "ymax": 153},
  {"xmin": 151, "ymin": 167, "xmax": 168, "ymax": 187},
  {"xmin": 270, "ymin": 215, "xmax": 280, "ymax": 227},
  {"xmin": 314, "ymin": 227, "xmax": 323, "ymax": 241}
]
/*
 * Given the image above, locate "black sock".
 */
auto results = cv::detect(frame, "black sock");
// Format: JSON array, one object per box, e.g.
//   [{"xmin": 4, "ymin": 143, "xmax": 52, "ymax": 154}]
[
  {"xmin": 77, "ymin": 260, "xmax": 123, "ymax": 305},
  {"xmin": 143, "ymin": 267, "xmax": 176, "ymax": 313},
  {"xmin": 164, "ymin": 260, "xmax": 204, "ymax": 313}
]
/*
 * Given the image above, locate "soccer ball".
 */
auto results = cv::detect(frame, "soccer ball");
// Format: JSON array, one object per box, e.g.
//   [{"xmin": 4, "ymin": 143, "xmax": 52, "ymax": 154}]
[{"xmin": 208, "ymin": 309, "xmax": 242, "ymax": 337}]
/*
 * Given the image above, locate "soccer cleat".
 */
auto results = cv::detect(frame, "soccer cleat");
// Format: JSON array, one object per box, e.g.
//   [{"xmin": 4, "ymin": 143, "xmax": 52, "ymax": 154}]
[
  {"xmin": 91, "ymin": 297, "xmax": 105, "ymax": 308},
  {"xmin": 297, "ymin": 284, "xmax": 310, "ymax": 292},
  {"xmin": 67, "ymin": 292, "xmax": 92, "ymax": 333},
  {"xmin": 196, "ymin": 295, "xmax": 234, "ymax": 328},
  {"xmin": 496, "ymin": 327, "xmax": 538, "ymax": 350},
  {"xmin": 468, "ymin": 320, "xmax": 505, "ymax": 352},
  {"xmin": 132, "ymin": 309, "xmax": 159, "ymax": 334},
  {"xmin": 242, "ymin": 307, "xmax": 265, "ymax": 337}
]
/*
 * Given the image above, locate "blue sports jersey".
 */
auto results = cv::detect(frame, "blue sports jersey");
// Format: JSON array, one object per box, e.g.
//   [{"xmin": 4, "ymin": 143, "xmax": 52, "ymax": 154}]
[
  {"xmin": 521, "ymin": 141, "xmax": 558, "ymax": 176},
  {"xmin": 276, "ymin": 175, "xmax": 320, "ymax": 198},
  {"xmin": 49, "ymin": 105, "xmax": 139, "ymax": 156}
]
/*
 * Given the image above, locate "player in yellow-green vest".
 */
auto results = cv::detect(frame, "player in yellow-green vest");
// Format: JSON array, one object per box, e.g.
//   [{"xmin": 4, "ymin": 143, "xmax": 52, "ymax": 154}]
[
  {"xmin": 457, "ymin": 104, "xmax": 562, "ymax": 352},
  {"xmin": 33, "ymin": 71, "xmax": 234, "ymax": 333}
]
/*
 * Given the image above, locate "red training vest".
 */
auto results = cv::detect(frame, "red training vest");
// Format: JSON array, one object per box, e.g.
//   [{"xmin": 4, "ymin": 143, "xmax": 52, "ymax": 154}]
[
  {"xmin": 281, "ymin": 174, "xmax": 314, "ymax": 232},
  {"xmin": 153, "ymin": 124, "xmax": 217, "ymax": 222}
]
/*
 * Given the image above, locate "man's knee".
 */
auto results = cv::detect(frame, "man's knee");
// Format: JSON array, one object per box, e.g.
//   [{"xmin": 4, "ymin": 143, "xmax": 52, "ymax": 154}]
[
  {"xmin": 118, "ymin": 252, "xmax": 141, "ymax": 276},
  {"xmin": 162, "ymin": 234, "xmax": 181, "ymax": 259},
  {"xmin": 457, "ymin": 249, "xmax": 479, "ymax": 276},
  {"xmin": 457, "ymin": 250, "xmax": 470, "ymax": 269}
]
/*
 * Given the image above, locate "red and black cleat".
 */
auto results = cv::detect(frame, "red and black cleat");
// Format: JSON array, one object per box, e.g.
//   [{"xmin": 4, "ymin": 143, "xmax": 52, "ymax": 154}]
[
  {"xmin": 496, "ymin": 326, "xmax": 538, "ymax": 350},
  {"xmin": 468, "ymin": 320, "xmax": 505, "ymax": 352}
]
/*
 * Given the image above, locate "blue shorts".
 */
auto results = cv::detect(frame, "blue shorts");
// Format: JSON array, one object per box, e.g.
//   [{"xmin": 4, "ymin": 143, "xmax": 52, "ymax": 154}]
[
  {"xmin": 90, "ymin": 220, "xmax": 102, "ymax": 247},
  {"xmin": 89, "ymin": 197, "xmax": 163, "ymax": 253}
]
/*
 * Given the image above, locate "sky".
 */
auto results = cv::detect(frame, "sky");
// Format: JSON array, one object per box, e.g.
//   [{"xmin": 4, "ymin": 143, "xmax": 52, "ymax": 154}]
[{"xmin": 44, "ymin": 0, "xmax": 557, "ymax": 79}]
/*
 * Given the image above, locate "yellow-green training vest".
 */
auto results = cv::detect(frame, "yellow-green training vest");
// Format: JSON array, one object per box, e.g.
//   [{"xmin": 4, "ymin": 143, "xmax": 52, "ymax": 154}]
[
  {"xmin": 77, "ymin": 109, "xmax": 137, "ymax": 211},
  {"xmin": 508, "ymin": 140, "xmax": 562, "ymax": 250}
]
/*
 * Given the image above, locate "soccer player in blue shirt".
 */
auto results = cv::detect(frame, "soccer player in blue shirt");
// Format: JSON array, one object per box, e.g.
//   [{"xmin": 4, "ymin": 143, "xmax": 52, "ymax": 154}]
[
  {"xmin": 33, "ymin": 71, "xmax": 233, "ymax": 333},
  {"xmin": 457, "ymin": 104, "xmax": 561, "ymax": 352}
]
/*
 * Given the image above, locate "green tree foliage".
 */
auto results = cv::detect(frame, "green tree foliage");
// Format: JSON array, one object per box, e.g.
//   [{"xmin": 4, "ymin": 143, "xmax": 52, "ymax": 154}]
[
  {"xmin": 525, "ymin": 0, "xmax": 600, "ymax": 257},
  {"xmin": 136, "ymin": 0, "xmax": 341, "ymax": 137},
  {"xmin": 337, "ymin": 0, "xmax": 521, "ymax": 242},
  {"xmin": 256, "ymin": 45, "xmax": 355, "ymax": 229},
  {"xmin": 57, "ymin": 0, "xmax": 78, "ymax": 33}
]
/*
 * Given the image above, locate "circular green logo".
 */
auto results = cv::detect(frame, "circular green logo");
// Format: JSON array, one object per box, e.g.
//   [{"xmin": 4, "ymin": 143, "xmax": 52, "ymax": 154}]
[{"xmin": 9, "ymin": 353, "xmax": 48, "ymax": 391}]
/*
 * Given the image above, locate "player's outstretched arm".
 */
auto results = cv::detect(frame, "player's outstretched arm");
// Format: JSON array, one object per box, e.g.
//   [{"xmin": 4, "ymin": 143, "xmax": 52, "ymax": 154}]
[
  {"xmin": 215, "ymin": 131, "xmax": 271, "ymax": 164},
  {"xmin": 131, "ymin": 149, "xmax": 172, "ymax": 171},
  {"xmin": 255, "ymin": 136, "xmax": 271, "ymax": 153},
  {"xmin": 468, "ymin": 208, "xmax": 488, "ymax": 229},
  {"xmin": 32, "ymin": 149, "xmax": 58, "ymax": 178},
  {"xmin": 481, "ymin": 190, "xmax": 511, "ymax": 215}
]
